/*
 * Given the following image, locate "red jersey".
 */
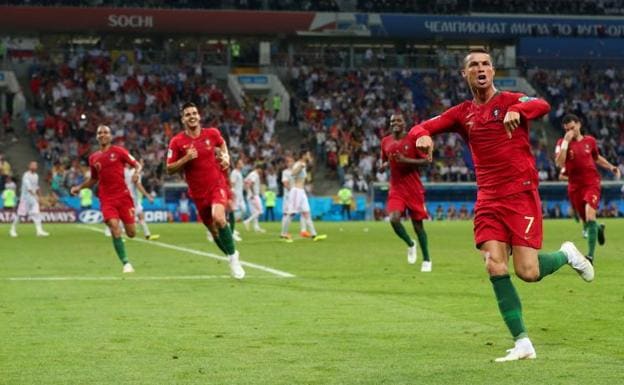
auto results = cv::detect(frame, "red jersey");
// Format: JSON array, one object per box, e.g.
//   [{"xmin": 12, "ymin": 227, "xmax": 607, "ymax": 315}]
[
  {"xmin": 555, "ymin": 135, "xmax": 600, "ymax": 190},
  {"xmin": 167, "ymin": 128, "xmax": 227, "ymax": 199},
  {"xmin": 380, "ymin": 134, "xmax": 426, "ymax": 195},
  {"xmin": 89, "ymin": 145, "xmax": 137, "ymax": 201},
  {"xmin": 408, "ymin": 91, "xmax": 550, "ymax": 200}
]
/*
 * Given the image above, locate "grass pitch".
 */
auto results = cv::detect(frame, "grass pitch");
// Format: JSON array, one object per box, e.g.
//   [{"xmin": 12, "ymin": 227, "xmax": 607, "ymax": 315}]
[{"xmin": 1, "ymin": 219, "xmax": 623, "ymax": 384}]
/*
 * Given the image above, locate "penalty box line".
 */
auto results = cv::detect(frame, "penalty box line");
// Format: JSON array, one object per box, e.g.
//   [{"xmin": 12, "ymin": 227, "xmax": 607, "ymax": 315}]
[{"xmin": 76, "ymin": 225, "xmax": 296, "ymax": 278}]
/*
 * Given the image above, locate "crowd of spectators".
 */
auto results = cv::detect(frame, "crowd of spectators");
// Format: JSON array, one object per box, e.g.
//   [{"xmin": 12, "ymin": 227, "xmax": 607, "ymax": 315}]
[
  {"xmin": 26, "ymin": 49, "xmax": 284, "ymax": 198},
  {"xmin": 6, "ymin": 0, "xmax": 624, "ymax": 15}
]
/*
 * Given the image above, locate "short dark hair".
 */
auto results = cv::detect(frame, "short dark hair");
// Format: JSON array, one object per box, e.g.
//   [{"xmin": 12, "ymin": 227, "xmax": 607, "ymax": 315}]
[
  {"xmin": 562, "ymin": 113, "xmax": 581, "ymax": 125},
  {"xmin": 463, "ymin": 48, "xmax": 491, "ymax": 66},
  {"xmin": 179, "ymin": 102, "xmax": 198, "ymax": 115}
]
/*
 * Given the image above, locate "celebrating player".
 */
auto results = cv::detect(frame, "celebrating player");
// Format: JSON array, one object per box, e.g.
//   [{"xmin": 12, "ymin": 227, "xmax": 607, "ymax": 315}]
[
  {"xmin": 166, "ymin": 102, "xmax": 244, "ymax": 279},
  {"xmin": 555, "ymin": 113, "xmax": 621, "ymax": 262},
  {"xmin": 10, "ymin": 161, "xmax": 49, "ymax": 238},
  {"xmin": 409, "ymin": 48, "xmax": 594, "ymax": 362},
  {"xmin": 380, "ymin": 113, "xmax": 432, "ymax": 271},
  {"xmin": 70, "ymin": 125, "xmax": 139, "ymax": 273}
]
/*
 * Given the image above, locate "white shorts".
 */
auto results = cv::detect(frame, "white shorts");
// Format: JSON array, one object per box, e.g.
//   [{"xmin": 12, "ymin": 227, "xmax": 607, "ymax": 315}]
[
  {"xmin": 248, "ymin": 195, "xmax": 263, "ymax": 216},
  {"xmin": 287, "ymin": 187, "xmax": 310, "ymax": 214},
  {"xmin": 17, "ymin": 197, "xmax": 40, "ymax": 217}
]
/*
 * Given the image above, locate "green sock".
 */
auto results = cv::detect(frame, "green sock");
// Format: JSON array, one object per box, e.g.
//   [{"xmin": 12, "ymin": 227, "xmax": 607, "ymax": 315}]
[
  {"xmin": 490, "ymin": 275, "xmax": 527, "ymax": 340},
  {"xmin": 218, "ymin": 226, "xmax": 236, "ymax": 255},
  {"xmin": 537, "ymin": 250, "xmax": 568, "ymax": 280},
  {"xmin": 415, "ymin": 228, "xmax": 431, "ymax": 262},
  {"xmin": 212, "ymin": 235, "xmax": 228, "ymax": 255},
  {"xmin": 228, "ymin": 211, "xmax": 235, "ymax": 232},
  {"xmin": 112, "ymin": 237, "xmax": 129, "ymax": 265},
  {"xmin": 391, "ymin": 221, "xmax": 414, "ymax": 247},
  {"xmin": 582, "ymin": 221, "xmax": 588, "ymax": 231},
  {"xmin": 587, "ymin": 220, "xmax": 597, "ymax": 258}
]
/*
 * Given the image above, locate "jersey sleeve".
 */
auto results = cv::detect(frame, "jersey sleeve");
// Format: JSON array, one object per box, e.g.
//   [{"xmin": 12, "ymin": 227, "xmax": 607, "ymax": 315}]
[
  {"xmin": 166, "ymin": 137, "xmax": 181, "ymax": 165},
  {"xmin": 207, "ymin": 128, "xmax": 225, "ymax": 147},
  {"xmin": 119, "ymin": 147, "xmax": 138, "ymax": 167},
  {"xmin": 506, "ymin": 93, "xmax": 551, "ymax": 120},
  {"xmin": 590, "ymin": 136, "xmax": 600, "ymax": 160},
  {"xmin": 407, "ymin": 104, "xmax": 465, "ymax": 141}
]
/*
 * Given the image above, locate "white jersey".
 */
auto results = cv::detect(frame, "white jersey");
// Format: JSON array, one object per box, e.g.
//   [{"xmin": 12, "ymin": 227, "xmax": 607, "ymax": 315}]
[
  {"xmin": 281, "ymin": 168, "xmax": 293, "ymax": 213},
  {"xmin": 230, "ymin": 168, "xmax": 244, "ymax": 197},
  {"xmin": 124, "ymin": 168, "xmax": 141, "ymax": 204},
  {"xmin": 281, "ymin": 168, "xmax": 293, "ymax": 197},
  {"xmin": 20, "ymin": 171, "xmax": 39, "ymax": 201},
  {"xmin": 244, "ymin": 170, "xmax": 261, "ymax": 197},
  {"xmin": 17, "ymin": 170, "xmax": 41, "ymax": 216}
]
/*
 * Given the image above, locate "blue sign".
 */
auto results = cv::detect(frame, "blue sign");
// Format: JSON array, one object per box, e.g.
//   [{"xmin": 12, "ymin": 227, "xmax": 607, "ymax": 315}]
[
  {"xmin": 238, "ymin": 75, "xmax": 269, "ymax": 85},
  {"xmin": 376, "ymin": 14, "xmax": 624, "ymax": 38}
]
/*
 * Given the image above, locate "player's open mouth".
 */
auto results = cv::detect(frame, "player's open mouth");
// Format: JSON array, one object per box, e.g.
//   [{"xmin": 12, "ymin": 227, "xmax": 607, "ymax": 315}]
[{"xmin": 477, "ymin": 74, "xmax": 487, "ymax": 85}]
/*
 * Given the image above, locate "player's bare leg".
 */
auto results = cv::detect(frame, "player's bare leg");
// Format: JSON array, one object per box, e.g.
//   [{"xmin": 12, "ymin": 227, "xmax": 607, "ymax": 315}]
[
  {"xmin": 108, "ymin": 218, "xmax": 134, "ymax": 273},
  {"xmin": 213, "ymin": 203, "xmax": 244, "ymax": 279},
  {"xmin": 280, "ymin": 213, "xmax": 294, "ymax": 243},
  {"xmin": 138, "ymin": 212, "xmax": 159, "ymax": 241},
  {"xmin": 389, "ymin": 212, "xmax": 416, "ymax": 264}
]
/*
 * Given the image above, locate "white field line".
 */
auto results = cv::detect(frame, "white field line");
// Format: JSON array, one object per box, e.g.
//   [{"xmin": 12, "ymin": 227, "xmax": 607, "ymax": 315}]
[
  {"xmin": 7, "ymin": 275, "xmax": 233, "ymax": 281},
  {"xmin": 76, "ymin": 225, "xmax": 295, "ymax": 278}
]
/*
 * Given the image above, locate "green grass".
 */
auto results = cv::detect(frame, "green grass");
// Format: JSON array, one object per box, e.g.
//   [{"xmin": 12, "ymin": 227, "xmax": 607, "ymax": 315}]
[{"xmin": 1, "ymin": 219, "xmax": 623, "ymax": 384}]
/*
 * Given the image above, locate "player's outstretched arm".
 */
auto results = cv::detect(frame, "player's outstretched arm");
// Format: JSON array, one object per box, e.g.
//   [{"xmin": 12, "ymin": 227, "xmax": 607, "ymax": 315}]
[
  {"xmin": 70, "ymin": 177, "xmax": 97, "ymax": 196},
  {"xmin": 596, "ymin": 155, "xmax": 621, "ymax": 179}
]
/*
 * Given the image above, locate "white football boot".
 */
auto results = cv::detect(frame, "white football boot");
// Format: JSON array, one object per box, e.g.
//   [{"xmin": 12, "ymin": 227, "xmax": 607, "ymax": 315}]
[
  {"xmin": 407, "ymin": 241, "xmax": 417, "ymax": 264},
  {"xmin": 560, "ymin": 242, "xmax": 594, "ymax": 282},
  {"xmin": 228, "ymin": 251, "xmax": 245, "ymax": 280},
  {"xmin": 495, "ymin": 337, "xmax": 537, "ymax": 362},
  {"xmin": 122, "ymin": 263, "xmax": 135, "ymax": 273}
]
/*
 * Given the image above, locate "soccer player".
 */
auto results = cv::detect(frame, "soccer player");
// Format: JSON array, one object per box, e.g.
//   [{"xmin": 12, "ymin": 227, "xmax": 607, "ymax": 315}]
[
  {"xmin": 70, "ymin": 125, "xmax": 139, "ymax": 273},
  {"xmin": 279, "ymin": 154, "xmax": 294, "ymax": 241},
  {"xmin": 380, "ymin": 113, "xmax": 432, "ymax": 272},
  {"xmin": 242, "ymin": 163, "xmax": 265, "ymax": 233},
  {"xmin": 230, "ymin": 158, "xmax": 247, "ymax": 221},
  {"xmin": 10, "ymin": 161, "xmax": 49, "ymax": 238},
  {"xmin": 554, "ymin": 113, "xmax": 621, "ymax": 262},
  {"xmin": 281, "ymin": 150, "xmax": 326, "ymax": 241},
  {"xmin": 166, "ymin": 102, "xmax": 244, "ymax": 279},
  {"xmin": 409, "ymin": 48, "xmax": 594, "ymax": 362},
  {"xmin": 228, "ymin": 158, "xmax": 245, "ymax": 241},
  {"xmin": 124, "ymin": 161, "xmax": 160, "ymax": 241}
]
